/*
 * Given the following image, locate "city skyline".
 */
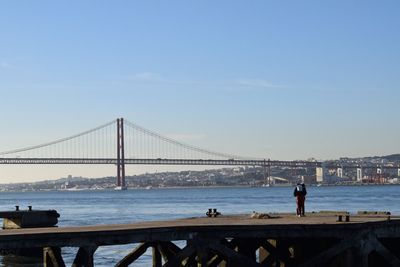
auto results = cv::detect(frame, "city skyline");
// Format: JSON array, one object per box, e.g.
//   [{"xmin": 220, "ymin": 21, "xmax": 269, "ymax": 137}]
[{"xmin": 1, "ymin": 1, "xmax": 400, "ymax": 182}]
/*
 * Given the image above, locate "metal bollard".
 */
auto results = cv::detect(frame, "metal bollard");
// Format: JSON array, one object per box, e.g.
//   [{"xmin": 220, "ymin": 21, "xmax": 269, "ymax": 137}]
[
  {"xmin": 345, "ymin": 215, "xmax": 350, "ymax": 222},
  {"xmin": 28, "ymin": 206, "xmax": 32, "ymax": 211},
  {"xmin": 206, "ymin": 209, "xmax": 212, "ymax": 217},
  {"xmin": 337, "ymin": 215, "xmax": 342, "ymax": 222},
  {"xmin": 15, "ymin": 206, "xmax": 20, "ymax": 211},
  {"xmin": 206, "ymin": 208, "xmax": 221, "ymax": 218}
]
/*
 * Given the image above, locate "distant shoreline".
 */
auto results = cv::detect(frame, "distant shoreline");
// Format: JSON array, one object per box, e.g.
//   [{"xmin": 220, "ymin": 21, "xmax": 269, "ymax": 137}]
[{"xmin": 1, "ymin": 183, "xmax": 400, "ymax": 193}]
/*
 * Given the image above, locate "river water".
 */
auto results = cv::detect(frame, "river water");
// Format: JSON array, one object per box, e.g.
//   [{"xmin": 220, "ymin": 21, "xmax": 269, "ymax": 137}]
[{"xmin": 0, "ymin": 185, "xmax": 399, "ymax": 266}]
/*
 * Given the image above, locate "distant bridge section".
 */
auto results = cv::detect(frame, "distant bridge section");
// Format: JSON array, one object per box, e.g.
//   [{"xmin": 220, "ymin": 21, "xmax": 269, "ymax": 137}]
[
  {"xmin": 1, "ymin": 117, "xmax": 396, "ymax": 187},
  {"xmin": 0, "ymin": 118, "xmax": 324, "ymax": 188},
  {"xmin": 0, "ymin": 157, "xmax": 321, "ymax": 167},
  {"xmin": 323, "ymin": 164, "xmax": 400, "ymax": 170}
]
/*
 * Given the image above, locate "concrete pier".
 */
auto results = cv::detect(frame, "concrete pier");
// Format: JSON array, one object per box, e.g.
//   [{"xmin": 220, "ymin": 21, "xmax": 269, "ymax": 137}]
[
  {"xmin": 0, "ymin": 212, "xmax": 399, "ymax": 266},
  {"xmin": 0, "ymin": 208, "xmax": 59, "ymax": 229}
]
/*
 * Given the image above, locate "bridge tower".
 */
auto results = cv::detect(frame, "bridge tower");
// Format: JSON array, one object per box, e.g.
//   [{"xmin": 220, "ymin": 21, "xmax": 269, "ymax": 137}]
[
  {"xmin": 116, "ymin": 118, "xmax": 126, "ymax": 190},
  {"xmin": 263, "ymin": 159, "xmax": 272, "ymax": 186}
]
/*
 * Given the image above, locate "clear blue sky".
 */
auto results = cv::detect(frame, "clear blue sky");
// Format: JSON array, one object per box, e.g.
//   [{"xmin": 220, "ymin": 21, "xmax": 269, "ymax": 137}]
[{"xmin": 1, "ymin": 1, "xmax": 399, "ymax": 182}]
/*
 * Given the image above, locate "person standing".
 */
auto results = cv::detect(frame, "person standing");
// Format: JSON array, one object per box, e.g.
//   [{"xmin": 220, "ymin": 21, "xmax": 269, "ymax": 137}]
[{"xmin": 293, "ymin": 182, "xmax": 307, "ymax": 217}]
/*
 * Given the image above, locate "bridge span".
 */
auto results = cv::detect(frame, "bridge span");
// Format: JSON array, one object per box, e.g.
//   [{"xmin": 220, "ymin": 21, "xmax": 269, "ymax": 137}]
[
  {"xmin": 1, "ymin": 118, "xmax": 398, "ymax": 187},
  {"xmin": 0, "ymin": 118, "xmax": 324, "ymax": 188},
  {"xmin": 0, "ymin": 157, "xmax": 320, "ymax": 167}
]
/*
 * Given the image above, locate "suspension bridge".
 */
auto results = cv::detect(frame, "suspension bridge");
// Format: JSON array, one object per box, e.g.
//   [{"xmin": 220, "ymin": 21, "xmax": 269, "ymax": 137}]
[{"xmin": 0, "ymin": 118, "xmax": 320, "ymax": 189}]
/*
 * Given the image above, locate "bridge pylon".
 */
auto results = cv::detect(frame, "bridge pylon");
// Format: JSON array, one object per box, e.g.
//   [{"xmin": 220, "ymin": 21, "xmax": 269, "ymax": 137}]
[{"xmin": 116, "ymin": 118, "xmax": 126, "ymax": 190}]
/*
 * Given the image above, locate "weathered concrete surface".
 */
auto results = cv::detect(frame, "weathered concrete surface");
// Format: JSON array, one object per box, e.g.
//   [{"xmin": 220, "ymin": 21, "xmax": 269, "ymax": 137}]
[
  {"xmin": 0, "ymin": 213, "xmax": 399, "ymax": 266},
  {"xmin": 0, "ymin": 213, "xmax": 398, "ymax": 249}
]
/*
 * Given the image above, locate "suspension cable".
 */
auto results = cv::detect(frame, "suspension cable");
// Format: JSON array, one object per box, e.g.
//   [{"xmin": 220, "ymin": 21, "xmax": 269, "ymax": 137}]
[
  {"xmin": 124, "ymin": 119, "xmax": 253, "ymax": 160},
  {"xmin": 0, "ymin": 119, "xmax": 116, "ymax": 156}
]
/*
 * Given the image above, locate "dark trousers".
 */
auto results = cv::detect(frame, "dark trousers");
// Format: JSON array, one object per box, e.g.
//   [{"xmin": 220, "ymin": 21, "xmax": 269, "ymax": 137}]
[{"xmin": 296, "ymin": 195, "xmax": 305, "ymax": 215}]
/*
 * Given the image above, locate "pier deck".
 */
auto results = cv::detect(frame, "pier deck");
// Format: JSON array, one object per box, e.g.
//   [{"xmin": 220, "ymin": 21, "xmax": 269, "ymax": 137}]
[{"xmin": 0, "ymin": 213, "xmax": 399, "ymax": 266}]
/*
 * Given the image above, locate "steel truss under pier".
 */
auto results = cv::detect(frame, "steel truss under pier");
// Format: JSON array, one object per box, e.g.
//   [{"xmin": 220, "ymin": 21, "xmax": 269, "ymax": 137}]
[{"xmin": 1, "ymin": 213, "xmax": 400, "ymax": 267}]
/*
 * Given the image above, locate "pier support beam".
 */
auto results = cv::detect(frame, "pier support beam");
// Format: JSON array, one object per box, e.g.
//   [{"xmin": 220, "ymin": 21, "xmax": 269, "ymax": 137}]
[
  {"xmin": 116, "ymin": 243, "xmax": 152, "ymax": 267},
  {"xmin": 152, "ymin": 246, "xmax": 162, "ymax": 267},
  {"xmin": 43, "ymin": 247, "xmax": 65, "ymax": 267},
  {"xmin": 72, "ymin": 246, "xmax": 97, "ymax": 267},
  {"xmin": 235, "ymin": 238, "xmax": 259, "ymax": 261},
  {"xmin": 157, "ymin": 241, "xmax": 181, "ymax": 262}
]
